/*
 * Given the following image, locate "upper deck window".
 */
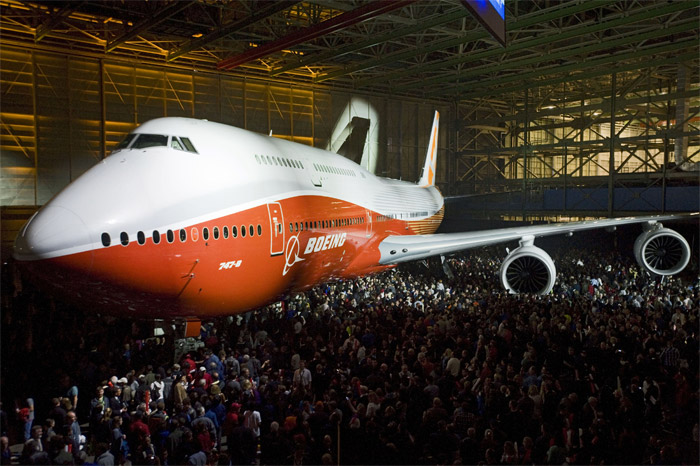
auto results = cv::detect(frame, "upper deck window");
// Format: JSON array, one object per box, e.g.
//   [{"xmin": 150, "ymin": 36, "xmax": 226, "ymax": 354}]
[{"xmin": 131, "ymin": 134, "xmax": 168, "ymax": 149}]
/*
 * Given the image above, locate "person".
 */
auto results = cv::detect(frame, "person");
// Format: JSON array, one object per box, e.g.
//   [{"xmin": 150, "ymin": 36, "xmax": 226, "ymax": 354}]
[
  {"xmin": 60, "ymin": 376, "xmax": 78, "ymax": 413},
  {"xmin": 192, "ymin": 406, "xmax": 216, "ymax": 442},
  {"xmin": 0, "ymin": 436, "xmax": 10, "ymax": 465},
  {"xmin": 15, "ymin": 399, "xmax": 32, "ymax": 443},
  {"xmin": 20, "ymin": 425, "xmax": 47, "ymax": 464},
  {"xmin": 173, "ymin": 376, "xmax": 188, "ymax": 408},
  {"xmin": 111, "ymin": 415, "xmax": 127, "ymax": 464},
  {"xmin": 65, "ymin": 411, "xmax": 85, "ymax": 462},
  {"xmin": 150, "ymin": 374, "xmax": 165, "ymax": 403},
  {"xmin": 261, "ymin": 421, "xmax": 290, "ymax": 465},
  {"xmin": 242, "ymin": 403, "xmax": 261, "ymax": 441},
  {"xmin": 95, "ymin": 442, "xmax": 115, "ymax": 466},
  {"xmin": 47, "ymin": 398, "xmax": 66, "ymax": 432},
  {"xmin": 293, "ymin": 360, "xmax": 312, "ymax": 391}
]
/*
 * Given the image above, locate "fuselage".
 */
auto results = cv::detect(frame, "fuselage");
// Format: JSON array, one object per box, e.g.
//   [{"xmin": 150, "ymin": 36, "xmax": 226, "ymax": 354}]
[{"xmin": 14, "ymin": 117, "xmax": 444, "ymax": 317}]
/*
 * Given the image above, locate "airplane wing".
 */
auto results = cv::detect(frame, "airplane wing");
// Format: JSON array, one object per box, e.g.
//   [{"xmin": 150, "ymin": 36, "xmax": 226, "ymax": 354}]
[{"xmin": 378, "ymin": 213, "xmax": 697, "ymax": 267}]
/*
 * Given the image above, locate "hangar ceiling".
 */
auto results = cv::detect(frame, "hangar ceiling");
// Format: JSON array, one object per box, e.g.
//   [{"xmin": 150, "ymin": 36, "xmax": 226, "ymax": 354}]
[{"xmin": 0, "ymin": 0, "xmax": 696, "ymax": 101}]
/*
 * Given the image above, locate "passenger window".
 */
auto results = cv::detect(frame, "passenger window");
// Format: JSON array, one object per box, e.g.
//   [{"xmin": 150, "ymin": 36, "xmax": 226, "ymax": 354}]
[
  {"xmin": 213, "ymin": 227, "xmax": 219, "ymax": 240},
  {"xmin": 203, "ymin": 228, "xmax": 209, "ymax": 241},
  {"xmin": 289, "ymin": 223, "xmax": 293, "ymax": 233},
  {"xmin": 241, "ymin": 225, "xmax": 246, "ymax": 238},
  {"xmin": 131, "ymin": 134, "xmax": 168, "ymax": 149},
  {"xmin": 232, "ymin": 226, "xmax": 238, "ymax": 238},
  {"xmin": 255, "ymin": 155, "xmax": 261, "ymax": 164},
  {"xmin": 295, "ymin": 223, "xmax": 299, "ymax": 232},
  {"xmin": 167, "ymin": 230, "xmax": 174, "ymax": 243},
  {"xmin": 153, "ymin": 230, "xmax": 160, "ymax": 244},
  {"xmin": 137, "ymin": 231, "xmax": 146, "ymax": 245},
  {"xmin": 191, "ymin": 227, "xmax": 199, "ymax": 242},
  {"xmin": 101, "ymin": 233, "xmax": 111, "ymax": 247},
  {"xmin": 223, "ymin": 226, "xmax": 229, "ymax": 239},
  {"xmin": 180, "ymin": 229, "xmax": 187, "ymax": 242},
  {"xmin": 249, "ymin": 225, "xmax": 254, "ymax": 237},
  {"xmin": 257, "ymin": 224, "xmax": 262, "ymax": 236},
  {"xmin": 120, "ymin": 232, "xmax": 129, "ymax": 246}
]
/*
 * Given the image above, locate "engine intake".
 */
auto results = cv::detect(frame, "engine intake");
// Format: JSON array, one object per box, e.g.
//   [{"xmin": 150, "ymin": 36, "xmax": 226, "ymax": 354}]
[
  {"xmin": 634, "ymin": 226, "xmax": 690, "ymax": 276},
  {"xmin": 500, "ymin": 237, "xmax": 556, "ymax": 295}
]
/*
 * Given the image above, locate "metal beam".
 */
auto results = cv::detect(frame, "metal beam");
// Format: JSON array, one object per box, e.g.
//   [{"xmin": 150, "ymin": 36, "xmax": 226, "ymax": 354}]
[
  {"xmin": 168, "ymin": 1, "xmax": 299, "ymax": 62},
  {"xmin": 217, "ymin": 0, "xmax": 415, "ymax": 71},
  {"xmin": 317, "ymin": 0, "xmax": 617, "ymax": 83},
  {"xmin": 451, "ymin": 42, "xmax": 698, "ymax": 100},
  {"xmin": 270, "ymin": 6, "xmax": 470, "ymax": 76},
  {"xmin": 107, "ymin": 1, "xmax": 194, "ymax": 53},
  {"xmin": 35, "ymin": 1, "xmax": 85, "ymax": 42},
  {"xmin": 430, "ymin": 21, "xmax": 698, "ymax": 97},
  {"xmin": 393, "ymin": 0, "xmax": 696, "ymax": 92}
]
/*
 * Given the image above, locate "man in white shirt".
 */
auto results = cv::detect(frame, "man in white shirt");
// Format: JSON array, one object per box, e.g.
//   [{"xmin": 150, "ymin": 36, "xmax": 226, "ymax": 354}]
[{"xmin": 293, "ymin": 360, "xmax": 312, "ymax": 390}]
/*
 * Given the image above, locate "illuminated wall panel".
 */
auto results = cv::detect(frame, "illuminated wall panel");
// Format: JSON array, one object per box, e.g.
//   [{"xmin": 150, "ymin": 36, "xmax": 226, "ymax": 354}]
[{"xmin": 0, "ymin": 46, "xmax": 451, "ymax": 206}]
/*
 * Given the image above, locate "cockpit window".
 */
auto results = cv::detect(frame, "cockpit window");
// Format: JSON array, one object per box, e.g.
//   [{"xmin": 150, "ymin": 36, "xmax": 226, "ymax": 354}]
[
  {"xmin": 171, "ymin": 136, "xmax": 198, "ymax": 154},
  {"xmin": 114, "ymin": 134, "xmax": 137, "ymax": 151},
  {"xmin": 131, "ymin": 134, "xmax": 168, "ymax": 149},
  {"xmin": 180, "ymin": 137, "xmax": 197, "ymax": 153},
  {"xmin": 171, "ymin": 137, "xmax": 184, "ymax": 151}
]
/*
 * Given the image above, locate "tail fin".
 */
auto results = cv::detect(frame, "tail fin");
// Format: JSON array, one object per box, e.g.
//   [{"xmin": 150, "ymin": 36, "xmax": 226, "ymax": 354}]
[{"xmin": 418, "ymin": 111, "xmax": 439, "ymax": 187}]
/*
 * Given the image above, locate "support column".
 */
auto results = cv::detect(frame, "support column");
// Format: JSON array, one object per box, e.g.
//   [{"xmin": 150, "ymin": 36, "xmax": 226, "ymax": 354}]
[
  {"xmin": 99, "ymin": 59, "xmax": 106, "ymax": 160},
  {"xmin": 608, "ymin": 73, "xmax": 616, "ymax": 216},
  {"xmin": 674, "ymin": 64, "xmax": 689, "ymax": 168},
  {"xmin": 522, "ymin": 89, "xmax": 529, "ymax": 221}
]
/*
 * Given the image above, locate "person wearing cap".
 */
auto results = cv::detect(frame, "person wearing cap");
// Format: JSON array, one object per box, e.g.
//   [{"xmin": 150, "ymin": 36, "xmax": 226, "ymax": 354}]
[{"xmin": 199, "ymin": 367, "xmax": 213, "ymax": 390}]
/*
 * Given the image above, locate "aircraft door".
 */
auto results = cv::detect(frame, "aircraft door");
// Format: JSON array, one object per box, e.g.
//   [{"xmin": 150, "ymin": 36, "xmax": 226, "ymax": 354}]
[
  {"xmin": 267, "ymin": 202, "xmax": 285, "ymax": 256},
  {"xmin": 365, "ymin": 209, "xmax": 373, "ymax": 238},
  {"xmin": 305, "ymin": 157, "xmax": 322, "ymax": 187}
]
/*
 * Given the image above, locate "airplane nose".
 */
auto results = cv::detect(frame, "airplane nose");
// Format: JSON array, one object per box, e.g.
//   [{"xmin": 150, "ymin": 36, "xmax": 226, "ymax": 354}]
[{"xmin": 14, "ymin": 205, "xmax": 92, "ymax": 261}]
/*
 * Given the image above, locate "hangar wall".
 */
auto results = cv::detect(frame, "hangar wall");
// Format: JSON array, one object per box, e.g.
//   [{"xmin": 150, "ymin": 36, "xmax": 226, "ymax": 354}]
[
  {"xmin": 0, "ymin": 46, "xmax": 451, "ymax": 206},
  {"xmin": 454, "ymin": 66, "xmax": 700, "ymax": 218}
]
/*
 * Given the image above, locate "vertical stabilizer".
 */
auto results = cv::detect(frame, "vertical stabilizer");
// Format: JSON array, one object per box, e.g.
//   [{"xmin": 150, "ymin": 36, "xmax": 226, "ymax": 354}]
[
  {"xmin": 418, "ymin": 111, "xmax": 439, "ymax": 187},
  {"xmin": 327, "ymin": 98, "xmax": 379, "ymax": 173}
]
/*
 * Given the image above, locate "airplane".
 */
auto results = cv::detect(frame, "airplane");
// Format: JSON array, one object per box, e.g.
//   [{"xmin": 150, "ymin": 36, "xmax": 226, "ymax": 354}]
[{"xmin": 13, "ymin": 112, "xmax": 697, "ymax": 321}]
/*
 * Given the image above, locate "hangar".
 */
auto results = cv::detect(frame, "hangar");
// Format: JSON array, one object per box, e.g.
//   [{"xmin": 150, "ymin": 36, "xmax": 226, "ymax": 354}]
[
  {"xmin": 0, "ymin": 2, "xmax": 698, "ymax": 465},
  {"xmin": 1, "ymin": 0, "xmax": 698, "ymax": 226}
]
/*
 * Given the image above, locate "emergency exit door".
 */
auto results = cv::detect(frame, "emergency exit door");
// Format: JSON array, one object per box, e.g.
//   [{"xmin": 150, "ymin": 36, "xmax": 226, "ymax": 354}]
[{"xmin": 267, "ymin": 202, "xmax": 285, "ymax": 256}]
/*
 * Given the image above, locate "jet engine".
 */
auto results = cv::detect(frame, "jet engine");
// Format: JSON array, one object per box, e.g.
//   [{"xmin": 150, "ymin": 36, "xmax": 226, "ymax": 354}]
[
  {"xmin": 500, "ymin": 236, "xmax": 556, "ymax": 295},
  {"xmin": 634, "ymin": 224, "xmax": 690, "ymax": 276}
]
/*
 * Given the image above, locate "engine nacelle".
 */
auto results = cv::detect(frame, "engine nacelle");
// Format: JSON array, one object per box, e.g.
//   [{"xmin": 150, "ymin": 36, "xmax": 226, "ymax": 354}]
[
  {"xmin": 634, "ymin": 225, "xmax": 690, "ymax": 276},
  {"xmin": 500, "ymin": 237, "xmax": 556, "ymax": 295}
]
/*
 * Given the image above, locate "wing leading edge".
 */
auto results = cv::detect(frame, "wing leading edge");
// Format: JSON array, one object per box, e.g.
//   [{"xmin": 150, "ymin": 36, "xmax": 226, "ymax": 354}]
[{"xmin": 378, "ymin": 213, "xmax": 698, "ymax": 265}]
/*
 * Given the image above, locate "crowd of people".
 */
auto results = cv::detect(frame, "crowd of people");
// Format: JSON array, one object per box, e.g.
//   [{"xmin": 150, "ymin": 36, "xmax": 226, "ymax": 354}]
[{"xmin": 1, "ymin": 232, "xmax": 698, "ymax": 465}]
